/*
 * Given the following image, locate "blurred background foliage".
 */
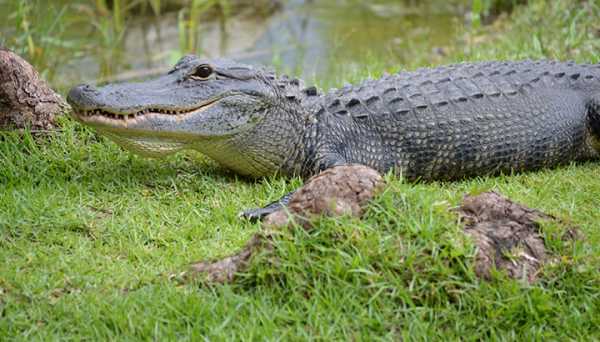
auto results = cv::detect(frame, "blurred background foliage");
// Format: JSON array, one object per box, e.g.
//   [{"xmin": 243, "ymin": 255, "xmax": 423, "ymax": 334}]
[{"xmin": 0, "ymin": 0, "xmax": 540, "ymax": 92}]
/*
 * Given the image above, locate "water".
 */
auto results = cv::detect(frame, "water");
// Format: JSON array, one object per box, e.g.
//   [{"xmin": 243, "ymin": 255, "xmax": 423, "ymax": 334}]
[
  {"xmin": 252, "ymin": 0, "xmax": 466, "ymax": 86},
  {"xmin": 0, "ymin": 0, "xmax": 468, "ymax": 90}
]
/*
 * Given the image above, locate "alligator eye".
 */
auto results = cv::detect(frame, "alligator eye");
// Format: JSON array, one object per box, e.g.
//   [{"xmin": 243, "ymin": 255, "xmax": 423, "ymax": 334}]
[{"xmin": 191, "ymin": 65, "xmax": 213, "ymax": 80}]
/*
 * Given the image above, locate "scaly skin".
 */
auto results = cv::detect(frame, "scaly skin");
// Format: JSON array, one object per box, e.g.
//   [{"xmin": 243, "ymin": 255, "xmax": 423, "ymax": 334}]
[
  {"xmin": 67, "ymin": 56, "xmax": 600, "ymax": 181},
  {"xmin": 67, "ymin": 56, "xmax": 600, "ymax": 281}
]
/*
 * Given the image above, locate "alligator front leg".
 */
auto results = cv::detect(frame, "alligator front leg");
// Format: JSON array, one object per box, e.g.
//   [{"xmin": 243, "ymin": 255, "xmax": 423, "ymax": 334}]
[
  {"xmin": 239, "ymin": 152, "xmax": 349, "ymax": 221},
  {"xmin": 183, "ymin": 165, "xmax": 384, "ymax": 284}
]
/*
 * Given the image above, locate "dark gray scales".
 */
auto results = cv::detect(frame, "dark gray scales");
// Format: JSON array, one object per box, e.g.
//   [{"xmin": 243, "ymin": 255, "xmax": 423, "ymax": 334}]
[
  {"xmin": 66, "ymin": 57, "xmax": 600, "ymax": 220},
  {"xmin": 66, "ymin": 57, "xmax": 600, "ymax": 181},
  {"xmin": 299, "ymin": 60, "xmax": 600, "ymax": 180}
]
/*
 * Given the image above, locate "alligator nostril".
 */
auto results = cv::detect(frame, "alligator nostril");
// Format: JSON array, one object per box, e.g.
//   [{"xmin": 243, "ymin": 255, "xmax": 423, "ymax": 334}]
[
  {"xmin": 67, "ymin": 84, "xmax": 101, "ymax": 107},
  {"xmin": 81, "ymin": 84, "xmax": 100, "ymax": 94}
]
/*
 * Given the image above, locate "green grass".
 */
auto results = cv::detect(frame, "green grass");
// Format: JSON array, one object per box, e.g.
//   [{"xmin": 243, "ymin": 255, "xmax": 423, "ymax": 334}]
[{"xmin": 2, "ymin": 0, "xmax": 600, "ymax": 339}]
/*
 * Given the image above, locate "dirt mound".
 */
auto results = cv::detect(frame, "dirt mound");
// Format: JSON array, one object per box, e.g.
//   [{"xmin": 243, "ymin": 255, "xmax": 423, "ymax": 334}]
[
  {"xmin": 456, "ymin": 191, "xmax": 581, "ymax": 283},
  {"xmin": 184, "ymin": 165, "xmax": 384, "ymax": 283},
  {"xmin": 0, "ymin": 47, "xmax": 66, "ymax": 130},
  {"xmin": 264, "ymin": 165, "xmax": 384, "ymax": 228}
]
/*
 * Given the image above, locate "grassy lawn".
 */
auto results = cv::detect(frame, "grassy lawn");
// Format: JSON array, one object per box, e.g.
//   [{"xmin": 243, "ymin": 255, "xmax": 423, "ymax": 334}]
[{"xmin": 2, "ymin": 0, "xmax": 600, "ymax": 339}]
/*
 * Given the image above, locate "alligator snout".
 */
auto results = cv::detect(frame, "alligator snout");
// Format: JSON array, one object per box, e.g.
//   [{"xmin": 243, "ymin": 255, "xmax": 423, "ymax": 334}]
[{"xmin": 67, "ymin": 84, "xmax": 102, "ymax": 109}]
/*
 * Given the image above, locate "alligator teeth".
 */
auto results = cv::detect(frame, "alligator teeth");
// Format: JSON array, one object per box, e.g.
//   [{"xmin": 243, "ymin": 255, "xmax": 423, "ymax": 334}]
[{"xmin": 83, "ymin": 106, "xmax": 198, "ymax": 120}]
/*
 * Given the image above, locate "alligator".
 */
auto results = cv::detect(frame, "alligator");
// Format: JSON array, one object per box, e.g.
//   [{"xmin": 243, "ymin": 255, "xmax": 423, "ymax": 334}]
[{"xmin": 67, "ymin": 55, "xmax": 600, "ymax": 217}]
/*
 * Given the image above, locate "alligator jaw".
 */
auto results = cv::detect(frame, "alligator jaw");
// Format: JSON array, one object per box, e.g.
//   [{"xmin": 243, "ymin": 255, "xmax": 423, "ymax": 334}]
[{"xmin": 71, "ymin": 97, "xmax": 221, "ymax": 128}]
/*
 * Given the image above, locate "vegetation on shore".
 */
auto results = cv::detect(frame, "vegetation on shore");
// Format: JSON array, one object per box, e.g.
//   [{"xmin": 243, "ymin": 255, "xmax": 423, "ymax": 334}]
[{"xmin": 1, "ymin": 0, "xmax": 600, "ymax": 339}]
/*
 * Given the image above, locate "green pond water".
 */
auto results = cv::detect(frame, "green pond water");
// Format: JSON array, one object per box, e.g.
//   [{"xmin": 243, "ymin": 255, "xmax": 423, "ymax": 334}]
[{"xmin": 0, "ymin": 0, "xmax": 469, "ymax": 91}]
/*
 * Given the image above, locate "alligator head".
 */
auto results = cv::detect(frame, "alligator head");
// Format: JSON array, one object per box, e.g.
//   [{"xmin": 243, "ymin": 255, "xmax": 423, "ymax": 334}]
[{"xmin": 68, "ymin": 55, "xmax": 312, "ymax": 176}]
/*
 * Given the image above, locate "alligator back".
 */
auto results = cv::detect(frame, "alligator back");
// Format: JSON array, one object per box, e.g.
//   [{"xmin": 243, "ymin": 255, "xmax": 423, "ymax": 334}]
[{"xmin": 313, "ymin": 60, "xmax": 600, "ymax": 180}]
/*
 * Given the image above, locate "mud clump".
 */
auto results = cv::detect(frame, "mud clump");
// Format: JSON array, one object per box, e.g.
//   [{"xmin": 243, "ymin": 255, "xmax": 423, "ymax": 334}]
[
  {"xmin": 184, "ymin": 178, "xmax": 580, "ymax": 285},
  {"xmin": 0, "ymin": 47, "xmax": 67, "ymax": 130},
  {"xmin": 456, "ymin": 191, "xmax": 582, "ymax": 283},
  {"xmin": 185, "ymin": 234, "xmax": 268, "ymax": 284},
  {"xmin": 263, "ymin": 165, "xmax": 384, "ymax": 229},
  {"xmin": 185, "ymin": 165, "xmax": 384, "ymax": 284}
]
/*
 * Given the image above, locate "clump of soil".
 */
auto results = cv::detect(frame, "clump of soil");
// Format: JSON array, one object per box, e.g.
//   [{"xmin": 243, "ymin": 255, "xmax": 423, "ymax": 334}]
[
  {"xmin": 183, "ymin": 178, "xmax": 581, "ymax": 285},
  {"xmin": 184, "ymin": 165, "xmax": 384, "ymax": 283},
  {"xmin": 185, "ymin": 234, "xmax": 268, "ymax": 284},
  {"xmin": 263, "ymin": 165, "xmax": 384, "ymax": 229},
  {"xmin": 0, "ymin": 47, "xmax": 67, "ymax": 130},
  {"xmin": 456, "ymin": 191, "xmax": 581, "ymax": 283}
]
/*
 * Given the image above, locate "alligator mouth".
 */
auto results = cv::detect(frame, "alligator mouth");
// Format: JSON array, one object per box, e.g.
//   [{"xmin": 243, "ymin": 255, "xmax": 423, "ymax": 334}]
[{"xmin": 72, "ymin": 98, "xmax": 220, "ymax": 125}]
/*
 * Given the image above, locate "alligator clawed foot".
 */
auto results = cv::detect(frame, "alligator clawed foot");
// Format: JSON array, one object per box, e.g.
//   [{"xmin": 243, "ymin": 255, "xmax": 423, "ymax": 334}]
[
  {"xmin": 239, "ymin": 192, "xmax": 295, "ymax": 222},
  {"xmin": 239, "ymin": 207, "xmax": 276, "ymax": 222}
]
